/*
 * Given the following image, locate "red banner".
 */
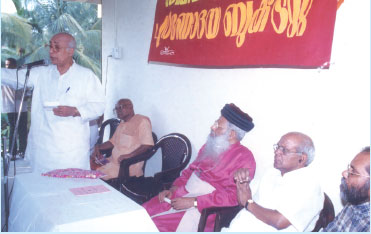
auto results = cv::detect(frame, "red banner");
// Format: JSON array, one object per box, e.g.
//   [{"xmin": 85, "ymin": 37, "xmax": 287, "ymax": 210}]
[{"xmin": 148, "ymin": 0, "xmax": 338, "ymax": 68}]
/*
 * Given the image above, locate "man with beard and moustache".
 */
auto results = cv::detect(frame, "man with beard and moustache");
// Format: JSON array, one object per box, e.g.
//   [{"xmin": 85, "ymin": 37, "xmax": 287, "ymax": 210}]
[
  {"xmin": 224, "ymin": 132, "xmax": 323, "ymax": 232},
  {"xmin": 142, "ymin": 103, "xmax": 256, "ymax": 232},
  {"xmin": 322, "ymin": 147, "xmax": 370, "ymax": 232},
  {"xmin": 91, "ymin": 99, "xmax": 154, "ymax": 180}
]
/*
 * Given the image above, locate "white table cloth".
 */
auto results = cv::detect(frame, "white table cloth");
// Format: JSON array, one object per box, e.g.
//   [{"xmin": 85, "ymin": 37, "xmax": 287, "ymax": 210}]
[
  {"xmin": 2, "ymin": 158, "xmax": 32, "ymax": 229},
  {"xmin": 8, "ymin": 172, "xmax": 158, "ymax": 232}
]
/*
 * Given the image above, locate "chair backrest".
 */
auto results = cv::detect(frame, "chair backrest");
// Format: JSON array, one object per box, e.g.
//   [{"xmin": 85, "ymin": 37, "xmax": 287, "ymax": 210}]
[
  {"xmin": 96, "ymin": 118, "xmax": 121, "ymax": 145},
  {"xmin": 154, "ymin": 133, "xmax": 192, "ymax": 185},
  {"xmin": 312, "ymin": 193, "xmax": 335, "ymax": 232},
  {"xmin": 159, "ymin": 133, "xmax": 191, "ymax": 171},
  {"xmin": 142, "ymin": 132, "xmax": 158, "ymax": 175}
]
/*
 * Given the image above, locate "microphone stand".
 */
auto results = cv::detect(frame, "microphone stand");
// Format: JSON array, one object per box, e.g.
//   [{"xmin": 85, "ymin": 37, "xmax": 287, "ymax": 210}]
[
  {"xmin": 2, "ymin": 137, "xmax": 9, "ymax": 232},
  {"xmin": 3, "ymin": 67, "xmax": 31, "ymax": 231},
  {"xmin": 9, "ymin": 68, "xmax": 30, "ymax": 161}
]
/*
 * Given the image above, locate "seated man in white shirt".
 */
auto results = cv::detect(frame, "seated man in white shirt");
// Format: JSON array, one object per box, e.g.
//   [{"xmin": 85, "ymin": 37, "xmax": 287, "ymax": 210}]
[{"xmin": 224, "ymin": 132, "xmax": 323, "ymax": 232}]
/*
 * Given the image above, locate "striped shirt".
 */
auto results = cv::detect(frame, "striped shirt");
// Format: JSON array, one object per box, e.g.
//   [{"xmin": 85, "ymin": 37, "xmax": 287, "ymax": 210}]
[{"xmin": 322, "ymin": 201, "xmax": 370, "ymax": 232}]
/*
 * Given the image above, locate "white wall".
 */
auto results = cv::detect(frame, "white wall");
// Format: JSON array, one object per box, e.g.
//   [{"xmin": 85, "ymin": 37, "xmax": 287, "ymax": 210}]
[{"xmin": 102, "ymin": 0, "xmax": 370, "ymax": 215}]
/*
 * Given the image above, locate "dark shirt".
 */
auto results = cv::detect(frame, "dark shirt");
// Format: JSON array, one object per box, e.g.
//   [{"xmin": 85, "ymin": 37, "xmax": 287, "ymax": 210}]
[{"xmin": 322, "ymin": 201, "xmax": 370, "ymax": 232}]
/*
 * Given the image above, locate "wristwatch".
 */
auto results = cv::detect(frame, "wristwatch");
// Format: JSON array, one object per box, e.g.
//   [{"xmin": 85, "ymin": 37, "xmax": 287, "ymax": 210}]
[
  {"xmin": 194, "ymin": 198, "xmax": 198, "ymax": 207},
  {"xmin": 245, "ymin": 199, "xmax": 253, "ymax": 210}
]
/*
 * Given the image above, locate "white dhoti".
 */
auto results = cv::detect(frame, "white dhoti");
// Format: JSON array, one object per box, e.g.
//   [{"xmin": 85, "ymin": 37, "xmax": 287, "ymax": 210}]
[{"xmin": 151, "ymin": 172, "xmax": 215, "ymax": 232}]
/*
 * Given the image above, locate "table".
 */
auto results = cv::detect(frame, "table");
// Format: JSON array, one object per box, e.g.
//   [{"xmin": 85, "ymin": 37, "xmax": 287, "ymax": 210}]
[
  {"xmin": 2, "ymin": 158, "xmax": 32, "ymax": 230},
  {"xmin": 8, "ymin": 172, "xmax": 158, "ymax": 232}
]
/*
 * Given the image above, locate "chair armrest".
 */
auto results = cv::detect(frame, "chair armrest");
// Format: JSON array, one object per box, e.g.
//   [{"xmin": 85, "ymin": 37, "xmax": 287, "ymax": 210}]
[
  {"xmin": 153, "ymin": 165, "xmax": 184, "ymax": 184},
  {"xmin": 99, "ymin": 148, "xmax": 113, "ymax": 158},
  {"xmin": 198, "ymin": 205, "xmax": 242, "ymax": 232},
  {"xmin": 118, "ymin": 147, "xmax": 157, "ymax": 184}
]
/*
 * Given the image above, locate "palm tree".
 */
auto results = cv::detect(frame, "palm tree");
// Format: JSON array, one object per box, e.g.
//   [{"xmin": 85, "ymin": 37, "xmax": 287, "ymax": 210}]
[
  {"xmin": 1, "ymin": 0, "xmax": 102, "ymax": 78},
  {"xmin": 1, "ymin": 13, "xmax": 32, "ymax": 62}
]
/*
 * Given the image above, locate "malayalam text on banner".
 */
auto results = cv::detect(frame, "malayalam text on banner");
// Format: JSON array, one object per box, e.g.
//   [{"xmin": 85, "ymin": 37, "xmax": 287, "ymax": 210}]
[{"xmin": 148, "ymin": 0, "xmax": 338, "ymax": 68}]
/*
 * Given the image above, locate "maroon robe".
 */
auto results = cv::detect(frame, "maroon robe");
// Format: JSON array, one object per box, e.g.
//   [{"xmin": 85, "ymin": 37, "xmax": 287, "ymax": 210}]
[{"xmin": 143, "ymin": 142, "xmax": 256, "ymax": 232}]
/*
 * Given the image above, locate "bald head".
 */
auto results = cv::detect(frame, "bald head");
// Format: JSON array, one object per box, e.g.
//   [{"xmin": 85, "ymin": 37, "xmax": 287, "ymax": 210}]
[
  {"xmin": 115, "ymin": 99, "xmax": 134, "ymax": 121},
  {"xmin": 282, "ymin": 132, "xmax": 315, "ymax": 166},
  {"xmin": 118, "ymin": 99, "xmax": 133, "ymax": 106},
  {"xmin": 49, "ymin": 33, "xmax": 77, "ymax": 74},
  {"xmin": 52, "ymin": 33, "xmax": 76, "ymax": 49}
]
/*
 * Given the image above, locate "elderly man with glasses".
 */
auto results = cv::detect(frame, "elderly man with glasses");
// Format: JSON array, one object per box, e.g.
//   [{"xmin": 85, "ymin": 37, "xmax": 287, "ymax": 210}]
[
  {"xmin": 1, "ymin": 33, "xmax": 105, "ymax": 172},
  {"xmin": 224, "ymin": 132, "xmax": 323, "ymax": 232},
  {"xmin": 322, "ymin": 146, "xmax": 370, "ymax": 232},
  {"xmin": 91, "ymin": 98, "xmax": 154, "ymax": 181}
]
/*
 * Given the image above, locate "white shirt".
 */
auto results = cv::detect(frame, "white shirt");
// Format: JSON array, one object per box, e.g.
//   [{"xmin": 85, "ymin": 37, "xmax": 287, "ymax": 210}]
[
  {"xmin": 1, "ymin": 85, "xmax": 28, "ymax": 113},
  {"xmin": 1, "ymin": 63, "xmax": 105, "ymax": 172},
  {"xmin": 224, "ymin": 166, "xmax": 324, "ymax": 232}
]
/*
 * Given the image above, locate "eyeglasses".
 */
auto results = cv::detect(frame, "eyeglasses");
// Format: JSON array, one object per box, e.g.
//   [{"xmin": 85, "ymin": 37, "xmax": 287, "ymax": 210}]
[
  {"xmin": 113, "ymin": 103, "xmax": 132, "ymax": 113},
  {"xmin": 45, "ymin": 44, "xmax": 70, "ymax": 52},
  {"xmin": 212, "ymin": 121, "xmax": 219, "ymax": 129},
  {"xmin": 346, "ymin": 164, "xmax": 370, "ymax": 178},
  {"xmin": 115, "ymin": 103, "xmax": 132, "ymax": 110},
  {"xmin": 273, "ymin": 144, "xmax": 302, "ymax": 156}
]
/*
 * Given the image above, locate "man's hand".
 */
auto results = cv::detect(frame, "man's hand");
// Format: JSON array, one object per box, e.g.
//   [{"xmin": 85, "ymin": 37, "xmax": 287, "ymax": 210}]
[
  {"xmin": 91, "ymin": 145, "xmax": 103, "ymax": 160},
  {"xmin": 236, "ymin": 179, "xmax": 252, "ymax": 207},
  {"xmin": 158, "ymin": 186, "xmax": 178, "ymax": 203},
  {"xmin": 234, "ymin": 168, "xmax": 250, "ymax": 184},
  {"xmin": 53, "ymin": 106, "xmax": 80, "ymax": 117},
  {"xmin": 234, "ymin": 168, "xmax": 252, "ymax": 207},
  {"xmin": 158, "ymin": 190, "xmax": 173, "ymax": 203},
  {"xmin": 171, "ymin": 197, "xmax": 195, "ymax": 210}
]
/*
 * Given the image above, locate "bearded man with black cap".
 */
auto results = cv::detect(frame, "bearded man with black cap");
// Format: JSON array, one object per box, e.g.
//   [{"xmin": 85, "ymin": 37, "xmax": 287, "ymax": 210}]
[{"xmin": 143, "ymin": 103, "xmax": 256, "ymax": 232}]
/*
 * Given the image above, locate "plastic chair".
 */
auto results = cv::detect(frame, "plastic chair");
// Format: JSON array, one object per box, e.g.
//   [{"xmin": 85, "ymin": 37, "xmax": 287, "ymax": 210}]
[
  {"xmin": 105, "ymin": 132, "xmax": 157, "ymax": 190},
  {"xmin": 119, "ymin": 133, "xmax": 192, "ymax": 204},
  {"xmin": 312, "ymin": 193, "xmax": 335, "ymax": 232},
  {"xmin": 197, "ymin": 193, "xmax": 335, "ymax": 232},
  {"xmin": 96, "ymin": 118, "xmax": 121, "ymax": 157},
  {"xmin": 197, "ymin": 205, "xmax": 242, "ymax": 232}
]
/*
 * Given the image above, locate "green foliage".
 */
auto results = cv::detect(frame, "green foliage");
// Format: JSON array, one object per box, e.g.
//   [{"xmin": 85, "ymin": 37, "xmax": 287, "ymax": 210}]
[
  {"xmin": 1, "ymin": 13, "xmax": 32, "ymax": 48},
  {"xmin": 1, "ymin": 0, "xmax": 102, "ymax": 79}
]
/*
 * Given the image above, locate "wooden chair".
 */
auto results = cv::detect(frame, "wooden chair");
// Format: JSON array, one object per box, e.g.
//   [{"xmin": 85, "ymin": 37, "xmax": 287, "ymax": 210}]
[{"xmin": 197, "ymin": 193, "xmax": 335, "ymax": 232}]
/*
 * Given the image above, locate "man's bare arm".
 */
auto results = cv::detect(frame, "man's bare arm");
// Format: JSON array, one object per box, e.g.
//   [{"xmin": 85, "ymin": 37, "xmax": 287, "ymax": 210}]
[{"xmin": 117, "ymin": 144, "xmax": 152, "ymax": 162}]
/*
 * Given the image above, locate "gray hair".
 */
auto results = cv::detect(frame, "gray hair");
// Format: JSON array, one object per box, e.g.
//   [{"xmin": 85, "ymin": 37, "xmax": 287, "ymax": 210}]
[
  {"xmin": 361, "ymin": 146, "xmax": 370, "ymax": 154},
  {"xmin": 227, "ymin": 122, "xmax": 246, "ymax": 141},
  {"xmin": 360, "ymin": 146, "xmax": 370, "ymax": 175},
  {"xmin": 68, "ymin": 39, "xmax": 76, "ymax": 49},
  {"xmin": 56, "ymin": 32, "xmax": 76, "ymax": 49},
  {"xmin": 293, "ymin": 132, "xmax": 315, "ymax": 166}
]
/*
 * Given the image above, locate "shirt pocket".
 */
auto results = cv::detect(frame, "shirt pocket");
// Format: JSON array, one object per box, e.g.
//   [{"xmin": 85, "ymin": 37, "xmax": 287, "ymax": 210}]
[{"xmin": 58, "ymin": 87, "xmax": 84, "ymax": 107}]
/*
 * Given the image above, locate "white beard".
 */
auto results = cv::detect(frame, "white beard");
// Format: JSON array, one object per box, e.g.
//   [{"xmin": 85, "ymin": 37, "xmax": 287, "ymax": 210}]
[{"xmin": 198, "ymin": 130, "xmax": 231, "ymax": 163}]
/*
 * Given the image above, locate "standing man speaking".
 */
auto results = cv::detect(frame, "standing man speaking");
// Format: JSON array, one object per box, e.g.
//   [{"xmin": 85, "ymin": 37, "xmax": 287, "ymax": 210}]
[{"xmin": 2, "ymin": 32, "xmax": 105, "ymax": 172}]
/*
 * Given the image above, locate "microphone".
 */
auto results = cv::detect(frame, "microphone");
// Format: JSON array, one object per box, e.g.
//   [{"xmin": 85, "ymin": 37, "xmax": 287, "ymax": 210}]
[{"xmin": 18, "ymin": 60, "xmax": 48, "ymax": 69}]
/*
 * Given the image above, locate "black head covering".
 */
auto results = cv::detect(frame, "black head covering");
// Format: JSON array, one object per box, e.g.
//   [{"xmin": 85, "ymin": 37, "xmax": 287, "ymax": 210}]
[{"xmin": 221, "ymin": 103, "xmax": 254, "ymax": 132}]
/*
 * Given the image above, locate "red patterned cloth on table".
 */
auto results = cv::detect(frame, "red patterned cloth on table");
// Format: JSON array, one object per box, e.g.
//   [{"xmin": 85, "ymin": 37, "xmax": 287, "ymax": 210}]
[{"xmin": 41, "ymin": 168, "xmax": 106, "ymax": 179}]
